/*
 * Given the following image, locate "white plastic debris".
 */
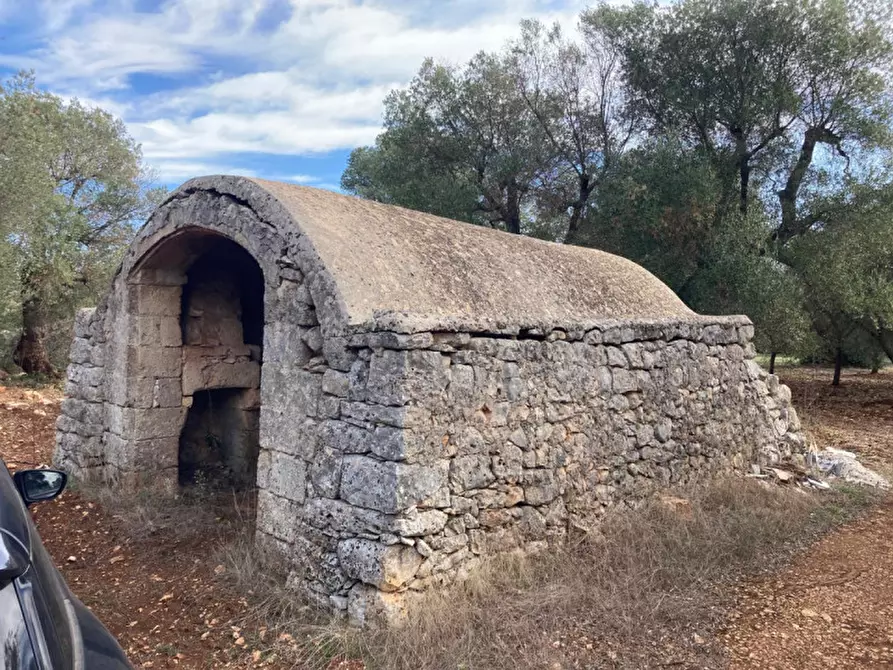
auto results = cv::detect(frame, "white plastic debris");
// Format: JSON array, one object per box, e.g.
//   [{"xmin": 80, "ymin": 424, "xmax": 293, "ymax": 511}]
[{"xmin": 808, "ymin": 448, "xmax": 890, "ymax": 489}]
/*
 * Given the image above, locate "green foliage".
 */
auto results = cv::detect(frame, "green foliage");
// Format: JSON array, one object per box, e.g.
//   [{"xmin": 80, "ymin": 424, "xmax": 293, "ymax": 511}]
[
  {"xmin": 0, "ymin": 72, "xmax": 164, "ymax": 371},
  {"xmin": 581, "ymin": 139, "xmax": 723, "ymax": 293},
  {"xmin": 342, "ymin": 0, "xmax": 893, "ymax": 370},
  {"xmin": 343, "ymin": 55, "xmax": 548, "ymax": 234}
]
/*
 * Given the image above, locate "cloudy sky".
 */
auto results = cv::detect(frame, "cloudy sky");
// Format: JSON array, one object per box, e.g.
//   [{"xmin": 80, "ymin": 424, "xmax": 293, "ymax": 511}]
[{"xmin": 0, "ymin": 0, "xmax": 588, "ymax": 190}]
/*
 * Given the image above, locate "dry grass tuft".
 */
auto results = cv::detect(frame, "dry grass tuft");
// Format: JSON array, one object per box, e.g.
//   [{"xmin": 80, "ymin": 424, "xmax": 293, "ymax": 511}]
[
  {"xmin": 78, "ymin": 472, "xmax": 879, "ymax": 669},
  {"xmin": 74, "ymin": 477, "xmax": 257, "ymax": 544},
  {"xmin": 225, "ymin": 478, "xmax": 877, "ymax": 670}
]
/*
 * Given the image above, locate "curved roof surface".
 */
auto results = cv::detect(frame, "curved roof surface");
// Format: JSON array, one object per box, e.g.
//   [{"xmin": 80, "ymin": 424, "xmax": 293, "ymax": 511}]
[{"xmin": 169, "ymin": 176, "xmax": 695, "ymax": 333}]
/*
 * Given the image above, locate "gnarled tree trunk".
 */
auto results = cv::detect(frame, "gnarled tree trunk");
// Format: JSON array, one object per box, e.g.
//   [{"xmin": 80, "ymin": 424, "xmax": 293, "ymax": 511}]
[{"xmin": 13, "ymin": 295, "xmax": 55, "ymax": 376}]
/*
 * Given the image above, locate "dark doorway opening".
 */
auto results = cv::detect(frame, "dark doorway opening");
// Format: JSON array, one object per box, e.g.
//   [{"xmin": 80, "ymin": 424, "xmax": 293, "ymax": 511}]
[{"xmin": 178, "ymin": 387, "xmax": 261, "ymax": 490}]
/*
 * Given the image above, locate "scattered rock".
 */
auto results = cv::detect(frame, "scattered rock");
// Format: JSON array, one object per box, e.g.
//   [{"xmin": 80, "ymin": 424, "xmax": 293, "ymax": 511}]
[
  {"xmin": 810, "ymin": 448, "xmax": 890, "ymax": 489},
  {"xmin": 770, "ymin": 468, "xmax": 793, "ymax": 483}
]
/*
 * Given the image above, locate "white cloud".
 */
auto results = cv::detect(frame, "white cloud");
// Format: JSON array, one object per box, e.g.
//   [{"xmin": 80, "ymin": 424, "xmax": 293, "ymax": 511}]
[
  {"xmin": 5, "ymin": 0, "xmax": 589, "ymax": 176},
  {"xmin": 148, "ymin": 160, "xmax": 259, "ymax": 183}
]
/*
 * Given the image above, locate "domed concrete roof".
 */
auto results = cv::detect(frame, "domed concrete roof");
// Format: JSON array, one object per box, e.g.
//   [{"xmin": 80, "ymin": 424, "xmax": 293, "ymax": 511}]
[{"xmin": 159, "ymin": 175, "xmax": 695, "ymax": 334}]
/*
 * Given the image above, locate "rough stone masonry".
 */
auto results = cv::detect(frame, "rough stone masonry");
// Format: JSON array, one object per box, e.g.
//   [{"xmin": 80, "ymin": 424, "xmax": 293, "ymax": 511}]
[{"xmin": 55, "ymin": 175, "xmax": 805, "ymax": 624}]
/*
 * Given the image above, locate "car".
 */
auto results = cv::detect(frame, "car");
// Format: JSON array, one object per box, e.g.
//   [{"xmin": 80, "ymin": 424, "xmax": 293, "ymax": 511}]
[{"xmin": 0, "ymin": 459, "xmax": 132, "ymax": 669}]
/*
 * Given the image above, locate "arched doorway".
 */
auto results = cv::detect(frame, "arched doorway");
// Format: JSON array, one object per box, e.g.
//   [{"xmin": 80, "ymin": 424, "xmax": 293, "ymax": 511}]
[{"xmin": 125, "ymin": 228, "xmax": 265, "ymax": 492}]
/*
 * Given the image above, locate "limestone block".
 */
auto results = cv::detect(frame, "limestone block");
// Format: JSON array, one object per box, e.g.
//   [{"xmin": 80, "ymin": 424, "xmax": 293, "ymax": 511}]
[
  {"xmin": 621, "ymin": 343, "xmax": 645, "ymax": 368},
  {"xmin": 473, "ymin": 486, "xmax": 524, "ymax": 509},
  {"xmin": 318, "ymin": 420, "xmax": 374, "ymax": 454},
  {"xmin": 347, "ymin": 583, "xmax": 409, "ymax": 626},
  {"xmin": 263, "ymin": 321, "xmax": 314, "ymax": 366},
  {"xmin": 271, "ymin": 280, "xmax": 318, "ymax": 326},
  {"xmin": 430, "ymin": 332, "xmax": 471, "ymax": 352},
  {"xmin": 322, "ymin": 337, "xmax": 357, "ymax": 372},
  {"xmin": 449, "ymin": 454, "xmax": 496, "ymax": 491},
  {"xmin": 260, "ymin": 413, "xmax": 319, "ymax": 460},
  {"xmin": 125, "ymin": 345, "xmax": 181, "ymax": 378},
  {"xmin": 111, "ymin": 406, "xmax": 185, "ymax": 440},
  {"xmin": 341, "ymin": 456, "xmax": 448, "ymax": 514},
  {"xmin": 60, "ymin": 398, "xmax": 103, "ymax": 426},
  {"xmin": 127, "ymin": 284, "xmax": 182, "ymax": 317},
  {"xmin": 392, "ymin": 508, "xmax": 448, "ymax": 537},
  {"xmin": 310, "ymin": 447, "xmax": 342, "ymax": 498},
  {"xmin": 339, "ymin": 402, "xmax": 431, "ymax": 429},
  {"xmin": 259, "ymin": 450, "xmax": 307, "ymax": 502},
  {"xmin": 262, "ymin": 368, "xmax": 320, "ymax": 419},
  {"xmin": 152, "ymin": 378, "xmax": 182, "ymax": 408},
  {"xmin": 449, "ymin": 364, "xmax": 475, "ymax": 400},
  {"xmin": 349, "ymin": 332, "xmax": 434, "ymax": 350},
  {"xmin": 67, "ymin": 365, "xmax": 105, "ymax": 388},
  {"xmin": 655, "ymin": 418, "xmax": 673, "ymax": 443},
  {"xmin": 321, "ymin": 369, "xmax": 350, "ymax": 397},
  {"xmin": 337, "ymin": 539, "xmax": 422, "ymax": 592},
  {"xmin": 404, "ymin": 350, "xmax": 450, "ymax": 399},
  {"xmin": 365, "ymin": 349, "xmax": 408, "ymax": 405},
  {"xmin": 491, "ymin": 443, "xmax": 523, "ymax": 482},
  {"xmin": 73, "ymin": 308, "xmax": 97, "ymax": 339},
  {"xmin": 256, "ymin": 489, "xmax": 301, "ymax": 543},
  {"xmin": 131, "ymin": 315, "xmax": 182, "ymax": 347},
  {"xmin": 612, "ymin": 368, "xmax": 639, "ymax": 394},
  {"xmin": 130, "ymin": 437, "xmax": 179, "ymax": 471},
  {"xmin": 523, "ymin": 469, "xmax": 561, "ymax": 505},
  {"xmin": 182, "ymin": 357, "xmax": 260, "ymax": 396},
  {"xmin": 301, "ymin": 497, "xmax": 391, "ymax": 537},
  {"xmin": 68, "ymin": 339, "xmax": 95, "ymax": 366}
]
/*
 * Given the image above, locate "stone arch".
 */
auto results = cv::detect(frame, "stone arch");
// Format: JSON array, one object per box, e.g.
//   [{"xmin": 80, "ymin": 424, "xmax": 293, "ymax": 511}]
[
  {"xmin": 92, "ymin": 183, "xmax": 327, "ymax": 500},
  {"xmin": 120, "ymin": 228, "xmax": 266, "ymax": 491}
]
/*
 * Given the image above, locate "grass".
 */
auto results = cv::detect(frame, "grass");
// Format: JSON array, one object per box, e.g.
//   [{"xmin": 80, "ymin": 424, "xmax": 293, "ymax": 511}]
[
  {"xmin": 73, "ymin": 476, "xmax": 257, "ymax": 543},
  {"xmin": 754, "ymin": 353, "xmax": 800, "ymax": 369},
  {"xmin": 210, "ymin": 477, "xmax": 880, "ymax": 670},
  {"xmin": 0, "ymin": 371, "xmax": 62, "ymax": 389}
]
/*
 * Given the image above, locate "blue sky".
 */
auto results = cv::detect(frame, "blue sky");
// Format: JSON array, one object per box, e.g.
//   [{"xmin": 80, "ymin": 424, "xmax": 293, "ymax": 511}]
[{"xmin": 0, "ymin": 0, "xmax": 588, "ymax": 191}]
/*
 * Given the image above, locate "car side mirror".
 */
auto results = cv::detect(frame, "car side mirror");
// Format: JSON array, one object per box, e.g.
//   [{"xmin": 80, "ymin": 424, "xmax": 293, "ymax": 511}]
[{"xmin": 13, "ymin": 469, "xmax": 67, "ymax": 506}]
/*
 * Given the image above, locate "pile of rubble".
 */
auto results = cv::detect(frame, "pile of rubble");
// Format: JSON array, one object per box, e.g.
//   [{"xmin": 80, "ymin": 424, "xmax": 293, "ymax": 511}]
[{"xmin": 749, "ymin": 447, "xmax": 889, "ymax": 490}]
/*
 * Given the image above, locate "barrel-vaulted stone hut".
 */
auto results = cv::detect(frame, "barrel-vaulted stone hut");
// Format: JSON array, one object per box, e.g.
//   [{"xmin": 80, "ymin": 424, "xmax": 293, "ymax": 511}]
[{"xmin": 55, "ymin": 175, "xmax": 804, "ymax": 622}]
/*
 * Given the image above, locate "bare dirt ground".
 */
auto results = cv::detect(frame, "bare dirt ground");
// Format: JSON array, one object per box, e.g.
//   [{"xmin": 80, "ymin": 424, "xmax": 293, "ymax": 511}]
[
  {"xmin": 0, "ymin": 365, "xmax": 890, "ymax": 669},
  {"xmin": 0, "ymin": 385, "xmax": 273, "ymax": 669},
  {"xmin": 723, "ymin": 366, "xmax": 893, "ymax": 670}
]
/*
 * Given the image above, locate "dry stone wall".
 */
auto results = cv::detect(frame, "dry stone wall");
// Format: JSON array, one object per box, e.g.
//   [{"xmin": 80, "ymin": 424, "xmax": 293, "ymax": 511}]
[{"xmin": 252, "ymin": 315, "xmax": 803, "ymax": 623}]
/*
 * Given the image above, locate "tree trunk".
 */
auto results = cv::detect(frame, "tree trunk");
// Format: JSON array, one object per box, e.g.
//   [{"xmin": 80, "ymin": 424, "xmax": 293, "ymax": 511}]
[
  {"xmin": 565, "ymin": 206, "xmax": 583, "ymax": 245},
  {"xmin": 739, "ymin": 159, "xmax": 751, "ymax": 215},
  {"xmin": 504, "ymin": 183, "xmax": 523, "ymax": 235},
  {"xmin": 769, "ymin": 351, "xmax": 777, "ymax": 375},
  {"xmin": 831, "ymin": 346, "xmax": 843, "ymax": 387},
  {"xmin": 564, "ymin": 174, "xmax": 593, "ymax": 246},
  {"xmin": 13, "ymin": 296, "xmax": 55, "ymax": 376}
]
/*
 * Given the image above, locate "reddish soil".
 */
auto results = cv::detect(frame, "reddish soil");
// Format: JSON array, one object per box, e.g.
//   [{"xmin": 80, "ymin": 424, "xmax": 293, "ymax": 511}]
[
  {"xmin": 0, "ymin": 365, "xmax": 891, "ymax": 670},
  {"xmin": 0, "ymin": 385, "xmax": 274, "ymax": 669},
  {"xmin": 724, "ymin": 366, "xmax": 893, "ymax": 669}
]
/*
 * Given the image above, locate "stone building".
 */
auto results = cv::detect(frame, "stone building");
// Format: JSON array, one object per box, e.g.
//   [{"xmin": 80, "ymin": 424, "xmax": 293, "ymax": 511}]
[{"xmin": 55, "ymin": 175, "xmax": 805, "ymax": 622}]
